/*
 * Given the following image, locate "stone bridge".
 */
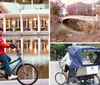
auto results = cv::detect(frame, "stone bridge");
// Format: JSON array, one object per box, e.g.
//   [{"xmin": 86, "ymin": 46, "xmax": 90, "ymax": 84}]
[
  {"xmin": 61, "ymin": 15, "xmax": 100, "ymax": 32},
  {"xmin": 61, "ymin": 15, "xmax": 98, "ymax": 22},
  {"xmin": 61, "ymin": 15, "xmax": 98, "ymax": 24}
]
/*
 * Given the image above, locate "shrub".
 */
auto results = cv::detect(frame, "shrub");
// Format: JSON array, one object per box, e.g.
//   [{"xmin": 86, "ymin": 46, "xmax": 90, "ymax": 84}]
[
  {"xmin": 51, "ymin": 28, "xmax": 68, "ymax": 41},
  {"xmin": 78, "ymin": 21, "xmax": 94, "ymax": 34}
]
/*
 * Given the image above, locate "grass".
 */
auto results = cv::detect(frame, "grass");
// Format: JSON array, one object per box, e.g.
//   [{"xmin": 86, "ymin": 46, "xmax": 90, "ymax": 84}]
[
  {"xmin": 51, "ymin": 19, "xmax": 100, "ymax": 42},
  {"xmin": 50, "ymin": 28, "xmax": 70, "ymax": 42}
]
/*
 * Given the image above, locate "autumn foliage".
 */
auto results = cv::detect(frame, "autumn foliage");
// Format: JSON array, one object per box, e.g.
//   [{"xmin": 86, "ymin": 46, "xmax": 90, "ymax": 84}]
[
  {"xmin": 50, "ymin": 1, "xmax": 64, "ymax": 24},
  {"xmin": 66, "ymin": 2, "xmax": 92, "ymax": 16}
]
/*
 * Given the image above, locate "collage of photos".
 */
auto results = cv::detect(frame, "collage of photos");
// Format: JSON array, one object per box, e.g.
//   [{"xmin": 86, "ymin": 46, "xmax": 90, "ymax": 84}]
[{"xmin": 0, "ymin": 0, "xmax": 100, "ymax": 85}]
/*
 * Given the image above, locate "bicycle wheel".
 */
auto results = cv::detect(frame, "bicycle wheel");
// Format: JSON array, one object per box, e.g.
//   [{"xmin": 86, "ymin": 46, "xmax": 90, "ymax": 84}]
[
  {"xmin": 91, "ymin": 74, "xmax": 100, "ymax": 85},
  {"xmin": 16, "ymin": 63, "xmax": 38, "ymax": 85},
  {"xmin": 78, "ymin": 75, "xmax": 100, "ymax": 85},
  {"xmin": 55, "ymin": 72, "xmax": 66, "ymax": 85},
  {"xmin": 68, "ymin": 77, "xmax": 80, "ymax": 85}
]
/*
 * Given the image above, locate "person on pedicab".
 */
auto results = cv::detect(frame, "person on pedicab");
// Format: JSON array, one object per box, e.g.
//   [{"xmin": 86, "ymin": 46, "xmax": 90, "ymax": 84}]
[
  {"xmin": 0, "ymin": 27, "xmax": 18, "ymax": 80},
  {"xmin": 60, "ymin": 49, "xmax": 72, "ymax": 83}
]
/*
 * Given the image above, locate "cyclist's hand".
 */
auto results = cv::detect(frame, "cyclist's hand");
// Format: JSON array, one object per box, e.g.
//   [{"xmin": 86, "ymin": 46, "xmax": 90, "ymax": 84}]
[
  {"xmin": 59, "ymin": 61, "xmax": 62, "ymax": 67},
  {"xmin": 59, "ymin": 61, "xmax": 61, "ymax": 64},
  {"xmin": 9, "ymin": 44, "xmax": 16, "ymax": 49},
  {"xmin": 59, "ymin": 61, "xmax": 64, "ymax": 68}
]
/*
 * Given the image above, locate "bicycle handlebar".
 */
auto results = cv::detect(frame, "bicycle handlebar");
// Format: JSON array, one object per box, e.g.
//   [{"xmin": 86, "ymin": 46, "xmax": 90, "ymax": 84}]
[
  {"xmin": 58, "ymin": 61, "xmax": 65, "ymax": 73},
  {"xmin": 59, "ymin": 61, "xmax": 63, "ymax": 69},
  {"xmin": 14, "ymin": 45, "xmax": 21, "ymax": 56}
]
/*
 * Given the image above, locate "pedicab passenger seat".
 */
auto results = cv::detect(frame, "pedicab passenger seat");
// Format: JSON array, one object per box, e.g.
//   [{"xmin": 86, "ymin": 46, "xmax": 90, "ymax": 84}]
[
  {"xmin": 94, "ymin": 52, "xmax": 100, "ymax": 64},
  {"xmin": 76, "ymin": 63, "xmax": 99, "ymax": 77},
  {"xmin": 68, "ymin": 46, "xmax": 100, "ymax": 77},
  {"xmin": 76, "ymin": 51, "xmax": 100, "ymax": 77}
]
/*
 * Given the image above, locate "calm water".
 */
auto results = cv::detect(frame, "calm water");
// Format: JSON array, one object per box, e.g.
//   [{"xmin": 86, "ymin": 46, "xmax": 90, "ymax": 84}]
[{"xmin": 3, "ymin": 35, "xmax": 49, "ymax": 78}]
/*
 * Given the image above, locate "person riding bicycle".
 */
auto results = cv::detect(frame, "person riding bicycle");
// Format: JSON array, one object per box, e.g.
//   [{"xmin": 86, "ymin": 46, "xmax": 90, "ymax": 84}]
[
  {"xmin": 0, "ymin": 27, "xmax": 18, "ymax": 80},
  {"xmin": 60, "ymin": 49, "xmax": 72, "ymax": 83}
]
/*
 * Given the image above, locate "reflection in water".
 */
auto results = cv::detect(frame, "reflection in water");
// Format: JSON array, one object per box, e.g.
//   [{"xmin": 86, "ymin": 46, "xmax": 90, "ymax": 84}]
[{"xmin": 3, "ymin": 36, "xmax": 49, "ymax": 78}]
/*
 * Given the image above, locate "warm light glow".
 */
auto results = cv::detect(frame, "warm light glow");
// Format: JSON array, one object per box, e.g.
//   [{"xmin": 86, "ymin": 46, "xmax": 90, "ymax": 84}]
[
  {"xmin": 23, "ymin": 0, "xmax": 25, "ymax": 2},
  {"xmin": 34, "ymin": 18, "xmax": 37, "ymax": 21},
  {"xmin": 29, "ymin": 45, "xmax": 32, "ymax": 50},
  {"xmin": 34, "ymin": 48, "xmax": 37, "ymax": 54},
  {"xmin": 34, "ymin": 42, "xmax": 37, "ymax": 54},
  {"xmin": 29, "ymin": 21, "xmax": 32, "ymax": 24},
  {"xmin": 46, "ymin": 20, "xmax": 48, "ymax": 24},
  {"xmin": 43, "ymin": 18, "xmax": 45, "ymax": 21},
  {"xmin": 47, "ymin": 44, "xmax": 49, "ymax": 51},
  {"xmin": 12, "ymin": 20, "xmax": 15, "ymax": 25},
  {"xmin": 13, "ymin": 48, "xmax": 16, "ymax": 52}
]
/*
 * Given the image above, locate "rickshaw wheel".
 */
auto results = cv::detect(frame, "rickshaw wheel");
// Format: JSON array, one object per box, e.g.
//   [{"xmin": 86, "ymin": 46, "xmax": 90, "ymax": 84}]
[
  {"xmin": 91, "ymin": 74, "xmax": 100, "ymax": 84},
  {"xmin": 79, "ymin": 74, "xmax": 100, "ymax": 85}
]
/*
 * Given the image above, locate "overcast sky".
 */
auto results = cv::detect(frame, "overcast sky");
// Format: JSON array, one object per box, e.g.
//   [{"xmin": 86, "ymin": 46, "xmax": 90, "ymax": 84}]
[{"xmin": 51, "ymin": 0, "xmax": 98, "ymax": 6}]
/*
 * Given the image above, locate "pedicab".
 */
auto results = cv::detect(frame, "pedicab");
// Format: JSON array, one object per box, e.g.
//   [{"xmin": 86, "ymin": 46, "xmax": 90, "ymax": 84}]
[{"xmin": 55, "ymin": 46, "xmax": 100, "ymax": 85}]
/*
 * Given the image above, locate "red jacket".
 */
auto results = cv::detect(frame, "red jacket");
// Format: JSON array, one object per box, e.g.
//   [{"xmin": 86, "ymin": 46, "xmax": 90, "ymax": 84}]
[{"xmin": 0, "ymin": 37, "xmax": 10, "ymax": 54}]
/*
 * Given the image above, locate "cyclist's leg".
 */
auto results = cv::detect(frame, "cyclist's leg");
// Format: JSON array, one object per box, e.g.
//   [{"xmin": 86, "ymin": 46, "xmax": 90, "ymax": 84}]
[
  {"xmin": 0, "ymin": 54, "xmax": 11, "ymax": 76},
  {"xmin": 5, "ymin": 54, "xmax": 11, "ymax": 62},
  {"xmin": 64, "ymin": 64, "xmax": 69, "ymax": 81}
]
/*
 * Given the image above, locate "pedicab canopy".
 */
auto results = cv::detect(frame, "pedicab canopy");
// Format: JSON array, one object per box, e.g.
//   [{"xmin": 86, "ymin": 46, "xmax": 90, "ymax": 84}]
[{"xmin": 68, "ymin": 46, "xmax": 100, "ymax": 68}]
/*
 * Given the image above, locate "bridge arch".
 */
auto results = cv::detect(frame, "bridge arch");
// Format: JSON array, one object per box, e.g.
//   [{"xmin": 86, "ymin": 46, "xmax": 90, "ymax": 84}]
[{"xmin": 61, "ymin": 16, "xmax": 95, "ymax": 32}]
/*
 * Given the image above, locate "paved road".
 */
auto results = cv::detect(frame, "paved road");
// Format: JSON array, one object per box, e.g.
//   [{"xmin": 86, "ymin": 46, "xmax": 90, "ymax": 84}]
[
  {"xmin": 0, "ymin": 79, "xmax": 49, "ymax": 85},
  {"xmin": 50, "ymin": 61, "xmax": 60, "ymax": 85},
  {"xmin": 50, "ymin": 61, "xmax": 100, "ymax": 85}
]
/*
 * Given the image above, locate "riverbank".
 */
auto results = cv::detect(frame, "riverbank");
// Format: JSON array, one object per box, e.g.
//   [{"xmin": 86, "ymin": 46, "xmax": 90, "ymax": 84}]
[{"xmin": 51, "ymin": 20, "xmax": 100, "ymax": 42}]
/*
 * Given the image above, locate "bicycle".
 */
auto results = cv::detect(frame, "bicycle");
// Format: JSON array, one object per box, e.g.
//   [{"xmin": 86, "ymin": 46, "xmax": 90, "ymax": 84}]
[
  {"xmin": 0, "ymin": 46, "xmax": 38, "ymax": 85},
  {"xmin": 55, "ymin": 61, "xmax": 100, "ymax": 85}
]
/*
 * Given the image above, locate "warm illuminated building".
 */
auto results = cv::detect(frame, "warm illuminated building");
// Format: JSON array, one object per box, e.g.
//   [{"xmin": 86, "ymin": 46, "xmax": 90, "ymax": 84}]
[{"xmin": 0, "ymin": 2, "xmax": 49, "ymax": 35}]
